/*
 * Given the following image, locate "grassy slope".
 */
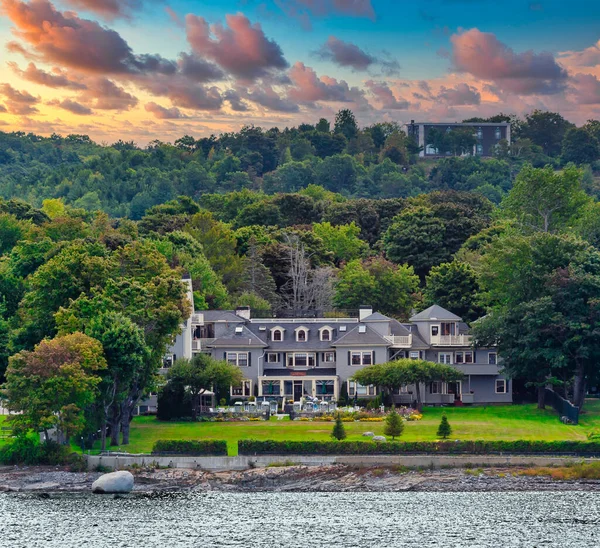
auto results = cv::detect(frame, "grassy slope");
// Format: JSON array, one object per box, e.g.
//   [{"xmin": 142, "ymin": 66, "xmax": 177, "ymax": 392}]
[{"xmin": 109, "ymin": 401, "xmax": 600, "ymax": 456}]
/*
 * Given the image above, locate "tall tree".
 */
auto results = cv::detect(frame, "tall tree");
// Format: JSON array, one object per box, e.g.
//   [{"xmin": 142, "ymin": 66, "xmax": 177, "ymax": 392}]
[
  {"xmin": 561, "ymin": 127, "xmax": 600, "ymax": 165},
  {"xmin": 522, "ymin": 110, "xmax": 575, "ymax": 157},
  {"xmin": 334, "ymin": 109, "xmax": 358, "ymax": 141}
]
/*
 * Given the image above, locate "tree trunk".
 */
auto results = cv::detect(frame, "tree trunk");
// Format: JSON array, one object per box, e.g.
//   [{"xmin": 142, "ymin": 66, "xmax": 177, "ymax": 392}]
[
  {"xmin": 537, "ymin": 385, "xmax": 546, "ymax": 409},
  {"xmin": 100, "ymin": 420, "xmax": 107, "ymax": 452},
  {"xmin": 415, "ymin": 382, "xmax": 423, "ymax": 411},
  {"xmin": 191, "ymin": 393, "xmax": 199, "ymax": 421},
  {"xmin": 573, "ymin": 361, "xmax": 586, "ymax": 410},
  {"xmin": 121, "ymin": 402, "xmax": 131, "ymax": 446},
  {"xmin": 109, "ymin": 404, "xmax": 121, "ymax": 446}
]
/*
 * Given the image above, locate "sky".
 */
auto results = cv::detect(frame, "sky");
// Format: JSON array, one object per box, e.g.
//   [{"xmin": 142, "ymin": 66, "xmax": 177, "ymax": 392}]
[{"xmin": 1, "ymin": 0, "xmax": 600, "ymax": 144}]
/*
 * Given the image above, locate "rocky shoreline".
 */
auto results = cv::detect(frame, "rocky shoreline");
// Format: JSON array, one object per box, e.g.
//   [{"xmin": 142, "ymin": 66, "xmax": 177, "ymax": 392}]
[{"xmin": 1, "ymin": 464, "xmax": 600, "ymax": 494}]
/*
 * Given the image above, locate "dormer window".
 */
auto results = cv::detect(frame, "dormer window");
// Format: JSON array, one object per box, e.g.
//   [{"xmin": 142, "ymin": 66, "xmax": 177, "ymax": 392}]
[
  {"xmin": 319, "ymin": 326, "xmax": 333, "ymax": 342},
  {"xmin": 295, "ymin": 327, "xmax": 308, "ymax": 342},
  {"xmin": 270, "ymin": 326, "xmax": 285, "ymax": 342}
]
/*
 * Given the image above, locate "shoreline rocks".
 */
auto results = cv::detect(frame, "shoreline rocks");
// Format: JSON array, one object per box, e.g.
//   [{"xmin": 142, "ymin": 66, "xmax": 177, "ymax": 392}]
[{"xmin": 92, "ymin": 471, "xmax": 134, "ymax": 494}]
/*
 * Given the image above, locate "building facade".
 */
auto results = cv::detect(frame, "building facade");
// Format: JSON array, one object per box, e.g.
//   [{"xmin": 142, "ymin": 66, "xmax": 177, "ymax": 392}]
[
  {"xmin": 406, "ymin": 121, "xmax": 511, "ymax": 158},
  {"xmin": 160, "ymin": 291, "xmax": 511, "ymax": 408}
]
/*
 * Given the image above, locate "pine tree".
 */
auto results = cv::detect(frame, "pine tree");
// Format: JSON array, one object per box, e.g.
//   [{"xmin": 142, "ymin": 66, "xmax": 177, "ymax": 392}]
[
  {"xmin": 437, "ymin": 414, "xmax": 452, "ymax": 439},
  {"xmin": 383, "ymin": 407, "xmax": 404, "ymax": 440},
  {"xmin": 331, "ymin": 413, "xmax": 347, "ymax": 440}
]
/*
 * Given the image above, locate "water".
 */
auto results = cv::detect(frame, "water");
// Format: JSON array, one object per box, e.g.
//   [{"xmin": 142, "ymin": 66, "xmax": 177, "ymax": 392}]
[{"xmin": 1, "ymin": 491, "xmax": 599, "ymax": 547}]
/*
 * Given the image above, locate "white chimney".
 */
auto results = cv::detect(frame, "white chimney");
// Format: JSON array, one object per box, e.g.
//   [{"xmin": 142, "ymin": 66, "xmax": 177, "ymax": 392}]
[
  {"xmin": 235, "ymin": 306, "xmax": 251, "ymax": 321},
  {"xmin": 359, "ymin": 305, "xmax": 373, "ymax": 322}
]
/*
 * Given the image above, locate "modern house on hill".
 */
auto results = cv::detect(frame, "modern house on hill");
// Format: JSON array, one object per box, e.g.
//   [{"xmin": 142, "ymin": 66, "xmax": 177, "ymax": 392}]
[
  {"xmin": 406, "ymin": 120, "xmax": 511, "ymax": 158},
  {"xmin": 147, "ymin": 279, "xmax": 511, "ymax": 410}
]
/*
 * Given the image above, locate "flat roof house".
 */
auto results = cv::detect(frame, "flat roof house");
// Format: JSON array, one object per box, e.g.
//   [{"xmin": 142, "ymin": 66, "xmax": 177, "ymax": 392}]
[
  {"xmin": 406, "ymin": 121, "xmax": 511, "ymax": 158},
  {"xmin": 156, "ymin": 287, "xmax": 510, "ymax": 409}
]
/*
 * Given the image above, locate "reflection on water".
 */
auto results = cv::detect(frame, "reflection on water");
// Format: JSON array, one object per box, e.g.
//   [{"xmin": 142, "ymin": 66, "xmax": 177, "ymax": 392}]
[{"xmin": 1, "ymin": 491, "xmax": 598, "ymax": 547}]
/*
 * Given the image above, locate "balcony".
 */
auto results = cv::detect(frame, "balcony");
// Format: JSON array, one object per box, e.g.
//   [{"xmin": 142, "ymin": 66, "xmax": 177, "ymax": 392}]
[
  {"xmin": 191, "ymin": 313, "xmax": 204, "ymax": 325},
  {"xmin": 431, "ymin": 334, "xmax": 472, "ymax": 346},
  {"xmin": 384, "ymin": 335, "xmax": 412, "ymax": 347},
  {"xmin": 192, "ymin": 338, "xmax": 216, "ymax": 351}
]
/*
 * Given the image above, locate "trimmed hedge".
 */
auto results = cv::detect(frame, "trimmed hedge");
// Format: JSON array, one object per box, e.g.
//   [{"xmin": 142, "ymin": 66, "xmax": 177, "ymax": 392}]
[
  {"xmin": 152, "ymin": 439, "xmax": 227, "ymax": 456},
  {"xmin": 238, "ymin": 440, "xmax": 600, "ymax": 456}
]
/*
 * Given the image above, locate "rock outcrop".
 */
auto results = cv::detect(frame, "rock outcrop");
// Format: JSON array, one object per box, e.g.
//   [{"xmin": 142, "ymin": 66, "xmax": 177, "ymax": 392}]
[{"xmin": 92, "ymin": 471, "xmax": 134, "ymax": 494}]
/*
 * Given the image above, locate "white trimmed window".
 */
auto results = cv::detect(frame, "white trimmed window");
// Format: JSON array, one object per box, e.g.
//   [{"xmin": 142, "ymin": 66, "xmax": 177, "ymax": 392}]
[
  {"xmin": 319, "ymin": 326, "xmax": 333, "ymax": 341},
  {"xmin": 430, "ymin": 381, "xmax": 445, "ymax": 394},
  {"xmin": 162, "ymin": 354, "xmax": 175, "ymax": 368},
  {"xmin": 489, "ymin": 353, "xmax": 497, "ymax": 365},
  {"xmin": 495, "ymin": 379, "xmax": 507, "ymax": 394},
  {"xmin": 227, "ymin": 352, "xmax": 249, "ymax": 367},
  {"xmin": 322, "ymin": 351, "xmax": 335, "ymax": 363},
  {"xmin": 287, "ymin": 352, "xmax": 316, "ymax": 367},
  {"xmin": 409, "ymin": 351, "xmax": 419, "ymax": 360},
  {"xmin": 348, "ymin": 381, "xmax": 376, "ymax": 397},
  {"xmin": 266, "ymin": 352, "xmax": 278, "ymax": 363},
  {"xmin": 295, "ymin": 327, "xmax": 308, "ymax": 342},
  {"xmin": 455, "ymin": 351, "xmax": 473, "ymax": 364},
  {"xmin": 350, "ymin": 351, "xmax": 373, "ymax": 366},
  {"xmin": 271, "ymin": 327, "xmax": 284, "ymax": 341},
  {"xmin": 231, "ymin": 380, "xmax": 252, "ymax": 397},
  {"xmin": 439, "ymin": 352, "xmax": 452, "ymax": 364}
]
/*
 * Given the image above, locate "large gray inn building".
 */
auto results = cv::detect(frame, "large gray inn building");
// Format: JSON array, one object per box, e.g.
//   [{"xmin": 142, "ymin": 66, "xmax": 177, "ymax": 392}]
[{"xmin": 161, "ymin": 279, "xmax": 511, "ymax": 408}]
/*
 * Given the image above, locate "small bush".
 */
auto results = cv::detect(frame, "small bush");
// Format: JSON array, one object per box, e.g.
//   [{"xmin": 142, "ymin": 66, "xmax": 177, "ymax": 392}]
[
  {"xmin": 437, "ymin": 415, "xmax": 452, "ymax": 439},
  {"xmin": 331, "ymin": 414, "xmax": 347, "ymax": 441},
  {"xmin": 152, "ymin": 439, "xmax": 227, "ymax": 456},
  {"xmin": 0, "ymin": 437, "xmax": 77, "ymax": 466}
]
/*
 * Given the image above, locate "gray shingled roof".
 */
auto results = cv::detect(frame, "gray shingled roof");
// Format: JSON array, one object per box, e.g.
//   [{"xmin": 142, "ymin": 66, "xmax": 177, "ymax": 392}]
[
  {"xmin": 263, "ymin": 368, "xmax": 337, "ymax": 377},
  {"xmin": 401, "ymin": 324, "xmax": 429, "ymax": 349},
  {"xmin": 209, "ymin": 325, "xmax": 268, "ymax": 347},
  {"xmin": 410, "ymin": 304, "xmax": 461, "ymax": 322},
  {"xmin": 200, "ymin": 310, "xmax": 245, "ymax": 323},
  {"xmin": 362, "ymin": 312, "xmax": 392, "ymax": 321},
  {"xmin": 332, "ymin": 324, "xmax": 389, "ymax": 346}
]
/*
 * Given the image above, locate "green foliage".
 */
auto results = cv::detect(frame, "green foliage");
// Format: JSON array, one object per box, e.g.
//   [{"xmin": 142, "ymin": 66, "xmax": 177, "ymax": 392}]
[
  {"xmin": 313, "ymin": 221, "xmax": 369, "ymax": 265},
  {"xmin": 562, "ymin": 127, "xmax": 600, "ymax": 165},
  {"xmin": 437, "ymin": 415, "xmax": 452, "ymax": 439},
  {"xmin": 237, "ymin": 439, "xmax": 600, "ymax": 455},
  {"xmin": 331, "ymin": 413, "xmax": 347, "ymax": 440},
  {"xmin": 384, "ymin": 408, "xmax": 404, "ymax": 440},
  {"xmin": 0, "ymin": 437, "xmax": 78, "ymax": 466},
  {"xmin": 152, "ymin": 439, "xmax": 228, "ymax": 456}
]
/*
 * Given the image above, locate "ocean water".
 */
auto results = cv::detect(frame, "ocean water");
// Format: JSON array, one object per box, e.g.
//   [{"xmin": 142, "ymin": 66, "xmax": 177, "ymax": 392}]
[{"xmin": 1, "ymin": 491, "xmax": 599, "ymax": 547}]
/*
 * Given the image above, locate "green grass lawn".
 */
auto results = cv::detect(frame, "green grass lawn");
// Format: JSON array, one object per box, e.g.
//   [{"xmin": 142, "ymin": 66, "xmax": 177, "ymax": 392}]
[{"xmin": 102, "ymin": 401, "xmax": 600, "ymax": 456}]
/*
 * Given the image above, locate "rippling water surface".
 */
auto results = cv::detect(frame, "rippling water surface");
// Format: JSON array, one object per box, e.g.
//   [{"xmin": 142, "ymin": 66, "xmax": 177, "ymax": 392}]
[{"xmin": 1, "ymin": 491, "xmax": 599, "ymax": 547}]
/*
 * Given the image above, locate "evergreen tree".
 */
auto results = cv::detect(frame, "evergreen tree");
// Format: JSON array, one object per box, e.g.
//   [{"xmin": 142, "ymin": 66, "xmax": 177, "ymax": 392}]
[
  {"xmin": 437, "ymin": 414, "xmax": 452, "ymax": 439},
  {"xmin": 384, "ymin": 407, "xmax": 404, "ymax": 440},
  {"xmin": 331, "ymin": 413, "xmax": 347, "ymax": 440}
]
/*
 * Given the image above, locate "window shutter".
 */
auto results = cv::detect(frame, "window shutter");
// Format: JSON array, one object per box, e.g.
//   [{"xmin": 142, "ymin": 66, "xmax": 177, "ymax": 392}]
[
  {"xmin": 223, "ymin": 352, "xmax": 227, "ymax": 360},
  {"xmin": 278, "ymin": 353, "xmax": 281, "ymax": 362},
  {"xmin": 372, "ymin": 351, "xmax": 375, "ymax": 365},
  {"xmin": 473, "ymin": 351, "xmax": 476, "ymax": 363},
  {"xmin": 173, "ymin": 354, "xmax": 176, "ymax": 362},
  {"xmin": 248, "ymin": 352, "xmax": 252, "ymax": 367},
  {"xmin": 348, "ymin": 351, "xmax": 351, "ymax": 365},
  {"xmin": 315, "ymin": 353, "xmax": 319, "ymax": 368}
]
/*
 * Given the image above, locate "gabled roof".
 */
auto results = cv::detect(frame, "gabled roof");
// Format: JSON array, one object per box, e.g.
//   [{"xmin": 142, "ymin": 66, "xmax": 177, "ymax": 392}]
[
  {"xmin": 332, "ymin": 324, "xmax": 389, "ymax": 346},
  {"xmin": 362, "ymin": 312, "xmax": 391, "ymax": 322},
  {"xmin": 200, "ymin": 310, "xmax": 245, "ymax": 323},
  {"xmin": 410, "ymin": 304, "xmax": 461, "ymax": 322},
  {"xmin": 209, "ymin": 325, "xmax": 268, "ymax": 348}
]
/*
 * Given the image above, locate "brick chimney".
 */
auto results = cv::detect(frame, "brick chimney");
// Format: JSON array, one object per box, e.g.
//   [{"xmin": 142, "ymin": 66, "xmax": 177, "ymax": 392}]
[
  {"xmin": 359, "ymin": 305, "xmax": 373, "ymax": 322},
  {"xmin": 235, "ymin": 306, "xmax": 251, "ymax": 321}
]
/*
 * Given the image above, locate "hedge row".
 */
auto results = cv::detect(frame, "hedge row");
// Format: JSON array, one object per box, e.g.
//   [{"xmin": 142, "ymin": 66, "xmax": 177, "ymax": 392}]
[
  {"xmin": 152, "ymin": 439, "xmax": 228, "ymax": 456},
  {"xmin": 238, "ymin": 440, "xmax": 600, "ymax": 456}
]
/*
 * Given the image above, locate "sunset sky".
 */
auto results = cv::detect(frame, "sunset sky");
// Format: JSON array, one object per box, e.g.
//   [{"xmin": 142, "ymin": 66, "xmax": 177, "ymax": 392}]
[{"xmin": 1, "ymin": 0, "xmax": 600, "ymax": 144}]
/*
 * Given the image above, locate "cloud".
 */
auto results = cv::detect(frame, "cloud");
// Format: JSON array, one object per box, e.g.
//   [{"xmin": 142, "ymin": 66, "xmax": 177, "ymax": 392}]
[
  {"xmin": 138, "ymin": 74, "xmax": 223, "ymax": 111},
  {"xmin": 570, "ymin": 73, "xmax": 600, "ymax": 105},
  {"xmin": 177, "ymin": 52, "xmax": 224, "ymax": 83},
  {"xmin": 223, "ymin": 90, "xmax": 249, "ymax": 112},
  {"xmin": 144, "ymin": 101, "xmax": 187, "ymax": 119},
  {"xmin": 451, "ymin": 28, "xmax": 568, "ymax": 95},
  {"xmin": 365, "ymin": 80, "xmax": 410, "ymax": 109},
  {"xmin": 275, "ymin": 0, "xmax": 375, "ymax": 29},
  {"xmin": 242, "ymin": 84, "xmax": 299, "ymax": 112},
  {"xmin": 0, "ymin": 104, "xmax": 7, "ymax": 113},
  {"xmin": 1, "ymin": 0, "xmax": 176, "ymax": 75},
  {"xmin": 559, "ymin": 40, "xmax": 600, "ymax": 68},
  {"xmin": 0, "ymin": 82, "xmax": 39, "ymax": 114},
  {"xmin": 186, "ymin": 13, "xmax": 288, "ymax": 80},
  {"xmin": 8, "ymin": 62, "xmax": 86, "ymax": 89},
  {"xmin": 47, "ymin": 98, "xmax": 93, "ymax": 115},
  {"xmin": 437, "ymin": 83, "xmax": 481, "ymax": 105},
  {"xmin": 80, "ymin": 77, "xmax": 138, "ymax": 110},
  {"xmin": 316, "ymin": 36, "xmax": 375, "ymax": 71},
  {"xmin": 62, "ymin": 1, "xmax": 157, "ymax": 20},
  {"xmin": 287, "ymin": 61, "xmax": 355, "ymax": 103}
]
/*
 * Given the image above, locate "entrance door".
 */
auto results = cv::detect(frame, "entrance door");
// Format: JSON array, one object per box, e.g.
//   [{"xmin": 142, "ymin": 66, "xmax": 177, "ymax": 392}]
[
  {"xmin": 447, "ymin": 381, "xmax": 461, "ymax": 401},
  {"xmin": 293, "ymin": 381, "xmax": 303, "ymax": 401}
]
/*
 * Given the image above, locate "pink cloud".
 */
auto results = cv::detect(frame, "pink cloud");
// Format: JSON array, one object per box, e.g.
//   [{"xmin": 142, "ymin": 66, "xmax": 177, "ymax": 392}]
[
  {"xmin": 288, "ymin": 61, "xmax": 355, "ymax": 103},
  {"xmin": 365, "ymin": 80, "xmax": 410, "ymax": 109},
  {"xmin": 8, "ymin": 62, "xmax": 86, "ymax": 89},
  {"xmin": 570, "ymin": 73, "xmax": 600, "ymax": 105},
  {"xmin": 62, "ymin": 1, "xmax": 153, "ymax": 20},
  {"xmin": 437, "ymin": 83, "xmax": 481, "ymax": 105},
  {"xmin": 47, "ymin": 98, "xmax": 93, "ymax": 115},
  {"xmin": 144, "ymin": 102, "xmax": 187, "ymax": 119},
  {"xmin": 0, "ymin": 82, "xmax": 39, "ymax": 114},
  {"xmin": 186, "ymin": 13, "xmax": 288, "ymax": 80},
  {"xmin": 317, "ymin": 36, "xmax": 375, "ymax": 71},
  {"xmin": 451, "ymin": 28, "xmax": 568, "ymax": 95}
]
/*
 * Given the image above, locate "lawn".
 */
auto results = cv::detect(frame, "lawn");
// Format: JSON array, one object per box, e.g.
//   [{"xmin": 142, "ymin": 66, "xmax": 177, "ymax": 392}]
[{"xmin": 103, "ymin": 401, "xmax": 600, "ymax": 456}]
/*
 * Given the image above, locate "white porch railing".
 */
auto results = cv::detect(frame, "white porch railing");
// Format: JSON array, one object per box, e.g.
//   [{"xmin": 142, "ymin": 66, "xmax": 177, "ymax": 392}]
[
  {"xmin": 192, "ymin": 338, "xmax": 216, "ymax": 351},
  {"xmin": 383, "ymin": 334, "xmax": 412, "ymax": 347},
  {"xmin": 432, "ymin": 334, "xmax": 472, "ymax": 346},
  {"xmin": 191, "ymin": 313, "xmax": 204, "ymax": 324}
]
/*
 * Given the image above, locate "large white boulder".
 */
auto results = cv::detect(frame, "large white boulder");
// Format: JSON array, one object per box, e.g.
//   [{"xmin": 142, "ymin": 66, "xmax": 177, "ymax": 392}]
[{"xmin": 92, "ymin": 471, "xmax": 134, "ymax": 494}]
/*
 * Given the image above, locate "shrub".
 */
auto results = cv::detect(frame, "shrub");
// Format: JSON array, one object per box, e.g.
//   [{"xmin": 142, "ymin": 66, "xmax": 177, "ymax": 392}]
[
  {"xmin": 331, "ymin": 414, "xmax": 347, "ymax": 441},
  {"xmin": 384, "ymin": 408, "xmax": 404, "ymax": 440},
  {"xmin": 152, "ymin": 439, "xmax": 227, "ymax": 456},
  {"xmin": 0, "ymin": 437, "xmax": 77, "ymax": 465},
  {"xmin": 237, "ymin": 440, "xmax": 600, "ymax": 456},
  {"xmin": 437, "ymin": 415, "xmax": 452, "ymax": 439}
]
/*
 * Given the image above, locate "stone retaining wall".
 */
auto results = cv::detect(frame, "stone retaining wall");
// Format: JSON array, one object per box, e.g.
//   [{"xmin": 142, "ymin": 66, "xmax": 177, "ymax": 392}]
[{"xmin": 85, "ymin": 454, "xmax": 599, "ymax": 473}]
